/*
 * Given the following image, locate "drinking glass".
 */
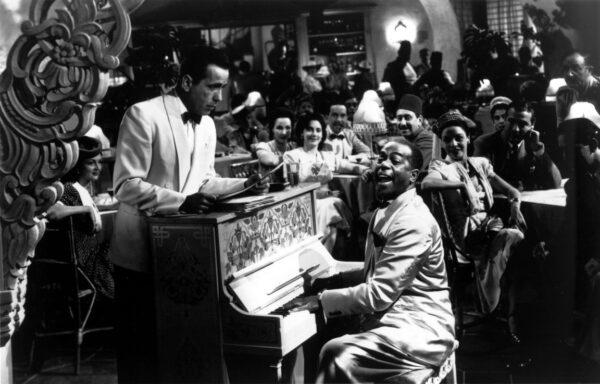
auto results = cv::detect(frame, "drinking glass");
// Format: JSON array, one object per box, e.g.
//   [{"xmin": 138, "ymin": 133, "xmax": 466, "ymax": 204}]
[{"xmin": 287, "ymin": 162, "xmax": 300, "ymax": 187}]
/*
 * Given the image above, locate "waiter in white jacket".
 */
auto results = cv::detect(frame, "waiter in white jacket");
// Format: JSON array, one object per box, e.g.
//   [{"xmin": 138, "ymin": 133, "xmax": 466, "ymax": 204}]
[{"xmin": 111, "ymin": 45, "xmax": 267, "ymax": 383}]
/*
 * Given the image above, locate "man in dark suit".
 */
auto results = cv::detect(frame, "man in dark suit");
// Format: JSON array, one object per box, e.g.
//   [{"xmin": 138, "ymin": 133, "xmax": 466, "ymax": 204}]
[{"xmin": 474, "ymin": 101, "xmax": 561, "ymax": 190}]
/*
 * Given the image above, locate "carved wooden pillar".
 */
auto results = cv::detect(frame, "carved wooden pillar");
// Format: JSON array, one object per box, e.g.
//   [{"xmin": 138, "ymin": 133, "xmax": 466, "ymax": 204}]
[{"xmin": 0, "ymin": 0, "xmax": 134, "ymax": 376}]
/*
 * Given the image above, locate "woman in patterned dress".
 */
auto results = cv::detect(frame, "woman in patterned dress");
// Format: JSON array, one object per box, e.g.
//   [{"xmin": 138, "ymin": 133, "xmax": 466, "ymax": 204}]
[
  {"xmin": 283, "ymin": 113, "xmax": 368, "ymax": 252},
  {"xmin": 46, "ymin": 137, "xmax": 114, "ymax": 299}
]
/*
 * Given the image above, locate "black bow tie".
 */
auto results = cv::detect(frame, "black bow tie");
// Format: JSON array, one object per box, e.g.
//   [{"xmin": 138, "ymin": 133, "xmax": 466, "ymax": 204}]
[
  {"xmin": 182, "ymin": 111, "xmax": 202, "ymax": 125},
  {"xmin": 376, "ymin": 200, "xmax": 391, "ymax": 209},
  {"xmin": 329, "ymin": 133, "xmax": 345, "ymax": 140}
]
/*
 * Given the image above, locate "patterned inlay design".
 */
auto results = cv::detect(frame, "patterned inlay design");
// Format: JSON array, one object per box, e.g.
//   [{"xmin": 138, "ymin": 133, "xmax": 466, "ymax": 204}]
[{"xmin": 222, "ymin": 194, "xmax": 313, "ymax": 278}]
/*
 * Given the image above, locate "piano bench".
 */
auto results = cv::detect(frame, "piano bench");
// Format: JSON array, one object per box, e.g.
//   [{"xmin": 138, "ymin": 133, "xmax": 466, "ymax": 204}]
[{"xmin": 425, "ymin": 352, "xmax": 457, "ymax": 384}]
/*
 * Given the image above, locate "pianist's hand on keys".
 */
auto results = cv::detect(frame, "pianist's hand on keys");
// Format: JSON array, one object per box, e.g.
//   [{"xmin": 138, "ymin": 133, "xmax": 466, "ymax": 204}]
[
  {"xmin": 310, "ymin": 273, "xmax": 345, "ymax": 294},
  {"xmin": 283, "ymin": 295, "xmax": 320, "ymax": 313}
]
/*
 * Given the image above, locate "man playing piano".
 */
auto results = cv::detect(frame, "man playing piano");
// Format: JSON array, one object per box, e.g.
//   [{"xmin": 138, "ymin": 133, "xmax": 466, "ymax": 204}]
[
  {"xmin": 111, "ymin": 46, "xmax": 267, "ymax": 383},
  {"xmin": 285, "ymin": 139, "xmax": 456, "ymax": 383}
]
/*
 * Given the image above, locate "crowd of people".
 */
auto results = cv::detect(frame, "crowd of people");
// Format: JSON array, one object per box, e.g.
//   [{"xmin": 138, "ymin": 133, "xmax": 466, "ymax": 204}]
[{"xmin": 44, "ymin": 35, "xmax": 600, "ymax": 382}]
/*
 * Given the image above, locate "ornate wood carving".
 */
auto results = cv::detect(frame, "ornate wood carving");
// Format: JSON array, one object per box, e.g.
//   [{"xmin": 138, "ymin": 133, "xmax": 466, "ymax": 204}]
[{"xmin": 0, "ymin": 0, "xmax": 133, "ymax": 346}]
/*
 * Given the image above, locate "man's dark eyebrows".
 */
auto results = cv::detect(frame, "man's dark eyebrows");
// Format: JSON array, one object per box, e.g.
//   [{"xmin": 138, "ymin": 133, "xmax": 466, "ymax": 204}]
[
  {"xmin": 208, "ymin": 81, "xmax": 227, "ymax": 88},
  {"xmin": 388, "ymin": 151, "xmax": 410, "ymax": 160}
]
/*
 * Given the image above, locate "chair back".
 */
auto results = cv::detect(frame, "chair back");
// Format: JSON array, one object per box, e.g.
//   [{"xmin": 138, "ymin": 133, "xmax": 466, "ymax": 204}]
[
  {"xmin": 35, "ymin": 217, "xmax": 77, "ymax": 264},
  {"xmin": 29, "ymin": 216, "xmax": 82, "ymax": 329},
  {"xmin": 29, "ymin": 213, "xmax": 112, "ymax": 374},
  {"xmin": 230, "ymin": 159, "xmax": 259, "ymax": 178},
  {"xmin": 424, "ymin": 187, "xmax": 471, "ymax": 262}
]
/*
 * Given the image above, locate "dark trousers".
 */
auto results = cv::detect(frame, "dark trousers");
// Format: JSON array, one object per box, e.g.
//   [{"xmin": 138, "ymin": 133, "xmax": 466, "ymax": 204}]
[{"xmin": 114, "ymin": 266, "xmax": 158, "ymax": 384}]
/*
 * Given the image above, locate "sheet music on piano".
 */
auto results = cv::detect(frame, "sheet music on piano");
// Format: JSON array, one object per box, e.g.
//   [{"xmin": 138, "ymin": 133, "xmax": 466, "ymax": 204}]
[{"xmin": 226, "ymin": 236, "xmax": 333, "ymax": 315}]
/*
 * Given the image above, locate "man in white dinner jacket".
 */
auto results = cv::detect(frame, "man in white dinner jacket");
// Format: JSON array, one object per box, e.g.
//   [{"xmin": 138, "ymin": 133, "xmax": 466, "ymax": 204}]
[
  {"xmin": 286, "ymin": 139, "xmax": 456, "ymax": 383},
  {"xmin": 111, "ymin": 45, "xmax": 266, "ymax": 383}
]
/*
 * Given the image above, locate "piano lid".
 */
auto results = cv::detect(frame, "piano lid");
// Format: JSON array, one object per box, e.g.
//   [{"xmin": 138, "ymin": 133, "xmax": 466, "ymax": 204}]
[{"xmin": 227, "ymin": 236, "xmax": 336, "ymax": 314}]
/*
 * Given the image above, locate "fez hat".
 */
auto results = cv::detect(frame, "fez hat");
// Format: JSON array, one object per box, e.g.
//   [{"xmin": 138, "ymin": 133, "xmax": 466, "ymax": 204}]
[{"xmin": 396, "ymin": 94, "xmax": 423, "ymax": 116}]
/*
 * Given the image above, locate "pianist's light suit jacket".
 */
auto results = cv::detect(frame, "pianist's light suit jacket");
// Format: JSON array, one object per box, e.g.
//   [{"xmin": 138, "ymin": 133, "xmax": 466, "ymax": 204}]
[
  {"xmin": 320, "ymin": 188, "xmax": 456, "ymax": 367},
  {"xmin": 111, "ymin": 95, "xmax": 245, "ymax": 273}
]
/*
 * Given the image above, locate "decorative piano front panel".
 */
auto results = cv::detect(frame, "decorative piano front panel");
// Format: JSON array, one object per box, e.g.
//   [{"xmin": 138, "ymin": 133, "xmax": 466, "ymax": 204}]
[
  {"xmin": 218, "ymin": 193, "xmax": 314, "ymax": 280},
  {"xmin": 148, "ymin": 183, "xmax": 320, "ymax": 383}
]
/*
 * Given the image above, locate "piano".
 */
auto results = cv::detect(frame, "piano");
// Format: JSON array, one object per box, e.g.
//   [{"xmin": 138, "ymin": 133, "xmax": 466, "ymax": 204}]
[{"xmin": 147, "ymin": 182, "xmax": 361, "ymax": 383}]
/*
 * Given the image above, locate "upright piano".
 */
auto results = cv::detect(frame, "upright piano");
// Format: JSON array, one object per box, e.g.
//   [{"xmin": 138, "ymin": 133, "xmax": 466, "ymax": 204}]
[{"xmin": 147, "ymin": 182, "xmax": 361, "ymax": 383}]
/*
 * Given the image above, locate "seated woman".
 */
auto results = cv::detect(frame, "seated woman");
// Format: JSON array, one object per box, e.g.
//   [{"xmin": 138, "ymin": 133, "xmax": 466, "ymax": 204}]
[
  {"xmin": 284, "ymin": 113, "xmax": 368, "ymax": 252},
  {"xmin": 46, "ymin": 137, "xmax": 114, "ymax": 299},
  {"xmin": 254, "ymin": 107, "xmax": 297, "ymax": 169},
  {"xmin": 422, "ymin": 110, "xmax": 527, "ymax": 343}
]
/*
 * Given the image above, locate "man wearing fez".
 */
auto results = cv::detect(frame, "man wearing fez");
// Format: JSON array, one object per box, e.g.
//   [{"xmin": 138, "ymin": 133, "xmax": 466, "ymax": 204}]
[
  {"xmin": 285, "ymin": 139, "xmax": 455, "ymax": 384},
  {"xmin": 323, "ymin": 101, "xmax": 371, "ymax": 163},
  {"xmin": 393, "ymin": 93, "xmax": 434, "ymax": 169},
  {"xmin": 474, "ymin": 101, "xmax": 561, "ymax": 190},
  {"xmin": 111, "ymin": 45, "xmax": 267, "ymax": 383}
]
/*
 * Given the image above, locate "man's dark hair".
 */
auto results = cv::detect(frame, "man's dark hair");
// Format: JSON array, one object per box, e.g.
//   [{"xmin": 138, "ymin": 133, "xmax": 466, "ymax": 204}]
[
  {"xmin": 388, "ymin": 137, "xmax": 424, "ymax": 171},
  {"xmin": 508, "ymin": 100, "xmax": 536, "ymax": 127},
  {"xmin": 179, "ymin": 45, "xmax": 229, "ymax": 85},
  {"xmin": 519, "ymin": 80, "xmax": 547, "ymax": 103},
  {"xmin": 510, "ymin": 100, "xmax": 535, "ymax": 116},
  {"xmin": 295, "ymin": 113, "xmax": 327, "ymax": 149},
  {"xmin": 563, "ymin": 51, "xmax": 591, "ymax": 69},
  {"xmin": 328, "ymin": 101, "xmax": 347, "ymax": 113}
]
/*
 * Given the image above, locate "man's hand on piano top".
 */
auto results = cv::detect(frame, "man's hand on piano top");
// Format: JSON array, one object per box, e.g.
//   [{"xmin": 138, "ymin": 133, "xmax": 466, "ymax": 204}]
[
  {"xmin": 282, "ymin": 295, "xmax": 320, "ymax": 313},
  {"xmin": 179, "ymin": 192, "xmax": 217, "ymax": 214},
  {"xmin": 245, "ymin": 173, "xmax": 270, "ymax": 195}
]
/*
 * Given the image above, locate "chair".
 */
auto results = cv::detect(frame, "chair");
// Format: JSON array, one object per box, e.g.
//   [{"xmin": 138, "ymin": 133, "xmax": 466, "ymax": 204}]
[
  {"xmin": 230, "ymin": 159, "xmax": 259, "ymax": 178},
  {"xmin": 423, "ymin": 187, "xmax": 486, "ymax": 339},
  {"xmin": 28, "ymin": 215, "xmax": 113, "ymax": 374}
]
